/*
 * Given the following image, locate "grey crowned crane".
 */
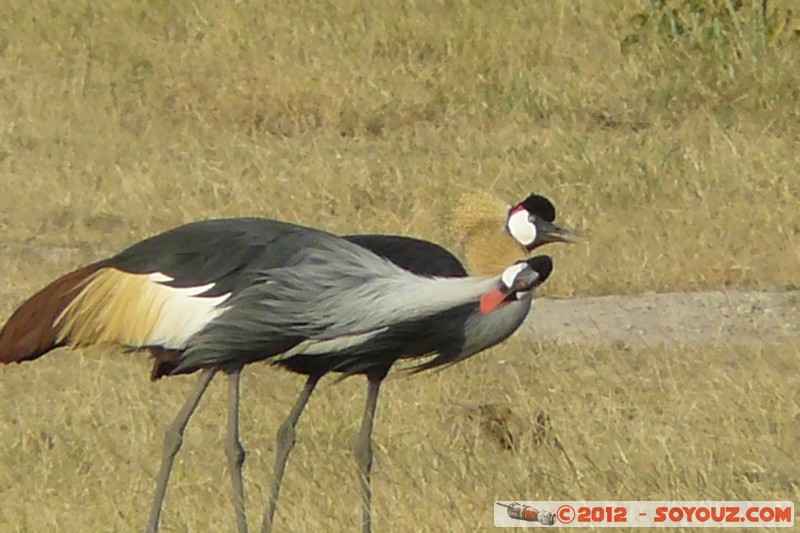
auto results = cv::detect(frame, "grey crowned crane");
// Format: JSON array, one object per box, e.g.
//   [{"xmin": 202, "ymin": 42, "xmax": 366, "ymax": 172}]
[{"xmin": 0, "ymin": 193, "xmax": 573, "ymax": 533}]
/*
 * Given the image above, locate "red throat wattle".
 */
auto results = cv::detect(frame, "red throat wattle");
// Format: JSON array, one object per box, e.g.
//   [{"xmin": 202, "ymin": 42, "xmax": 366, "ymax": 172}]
[{"xmin": 479, "ymin": 288, "xmax": 507, "ymax": 314}]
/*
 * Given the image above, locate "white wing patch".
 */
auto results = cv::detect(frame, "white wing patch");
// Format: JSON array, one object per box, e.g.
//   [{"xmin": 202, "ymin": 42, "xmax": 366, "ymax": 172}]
[
  {"xmin": 56, "ymin": 268, "xmax": 231, "ymax": 350},
  {"xmin": 145, "ymin": 273, "xmax": 231, "ymax": 348},
  {"xmin": 148, "ymin": 272, "xmax": 174, "ymax": 283}
]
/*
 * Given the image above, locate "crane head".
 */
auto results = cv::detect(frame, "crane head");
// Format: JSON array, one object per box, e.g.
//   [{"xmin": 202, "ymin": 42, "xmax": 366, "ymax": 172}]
[
  {"xmin": 507, "ymin": 194, "xmax": 577, "ymax": 251},
  {"xmin": 479, "ymin": 255, "xmax": 553, "ymax": 314},
  {"xmin": 449, "ymin": 191, "xmax": 575, "ymax": 276}
]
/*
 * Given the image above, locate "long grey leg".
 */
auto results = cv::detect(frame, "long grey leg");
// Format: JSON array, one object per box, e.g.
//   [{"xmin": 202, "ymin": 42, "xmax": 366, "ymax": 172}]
[
  {"xmin": 355, "ymin": 368, "xmax": 388, "ymax": 533},
  {"xmin": 226, "ymin": 369, "xmax": 248, "ymax": 533},
  {"xmin": 260, "ymin": 374, "xmax": 321, "ymax": 533},
  {"xmin": 146, "ymin": 367, "xmax": 217, "ymax": 533}
]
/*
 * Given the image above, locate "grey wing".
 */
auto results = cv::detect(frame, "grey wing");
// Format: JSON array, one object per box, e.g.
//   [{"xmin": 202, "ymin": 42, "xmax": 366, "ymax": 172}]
[
  {"xmin": 170, "ymin": 231, "xmax": 501, "ymax": 375},
  {"xmin": 170, "ymin": 240, "xmax": 409, "ymax": 373},
  {"xmin": 106, "ymin": 217, "xmax": 342, "ymax": 297}
]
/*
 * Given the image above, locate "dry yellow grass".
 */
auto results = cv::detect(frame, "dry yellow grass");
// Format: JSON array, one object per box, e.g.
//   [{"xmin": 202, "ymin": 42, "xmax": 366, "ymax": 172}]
[
  {"xmin": 1, "ymin": 0, "xmax": 798, "ymax": 296},
  {"xmin": 1, "ymin": 1, "xmax": 799, "ymax": 531},
  {"xmin": 1, "ymin": 332, "xmax": 797, "ymax": 531}
]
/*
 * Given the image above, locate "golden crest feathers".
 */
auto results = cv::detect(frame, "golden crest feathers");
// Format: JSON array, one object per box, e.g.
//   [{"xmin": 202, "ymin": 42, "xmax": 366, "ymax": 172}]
[{"xmin": 448, "ymin": 190, "xmax": 529, "ymax": 276}]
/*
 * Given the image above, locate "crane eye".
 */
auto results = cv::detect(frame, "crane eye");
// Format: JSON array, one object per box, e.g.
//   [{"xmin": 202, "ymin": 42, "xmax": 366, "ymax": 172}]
[{"xmin": 500, "ymin": 262, "xmax": 527, "ymax": 291}]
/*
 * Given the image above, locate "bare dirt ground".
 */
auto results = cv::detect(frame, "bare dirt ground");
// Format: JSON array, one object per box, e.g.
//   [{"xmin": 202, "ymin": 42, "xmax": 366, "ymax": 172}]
[
  {"xmin": 529, "ymin": 290, "xmax": 800, "ymax": 348},
  {"xmin": 6, "ymin": 242, "xmax": 798, "ymax": 350}
]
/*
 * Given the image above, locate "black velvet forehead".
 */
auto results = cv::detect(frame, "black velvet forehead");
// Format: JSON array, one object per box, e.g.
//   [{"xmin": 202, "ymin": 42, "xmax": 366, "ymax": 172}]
[
  {"xmin": 526, "ymin": 255, "xmax": 553, "ymax": 284},
  {"xmin": 518, "ymin": 194, "xmax": 556, "ymax": 222}
]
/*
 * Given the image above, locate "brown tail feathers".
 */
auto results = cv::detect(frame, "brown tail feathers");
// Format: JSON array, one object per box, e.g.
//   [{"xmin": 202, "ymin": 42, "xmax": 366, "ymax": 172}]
[
  {"xmin": 1, "ymin": 263, "xmax": 190, "ymax": 381},
  {"xmin": 0, "ymin": 263, "xmax": 103, "ymax": 364}
]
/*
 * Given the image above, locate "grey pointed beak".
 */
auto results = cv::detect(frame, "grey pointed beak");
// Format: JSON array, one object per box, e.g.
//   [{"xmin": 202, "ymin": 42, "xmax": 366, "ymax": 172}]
[{"xmin": 535, "ymin": 220, "xmax": 578, "ymax": 248}]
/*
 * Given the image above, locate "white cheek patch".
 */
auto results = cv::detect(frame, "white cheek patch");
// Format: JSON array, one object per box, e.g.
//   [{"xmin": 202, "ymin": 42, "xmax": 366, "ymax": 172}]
[
  {"xmin": 507, "ymin": 209, "xmax": 537, "ymax": 246},
  {"xmin": 500, "ymin": 262, "xmax": 527, "ymax": 290}
]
